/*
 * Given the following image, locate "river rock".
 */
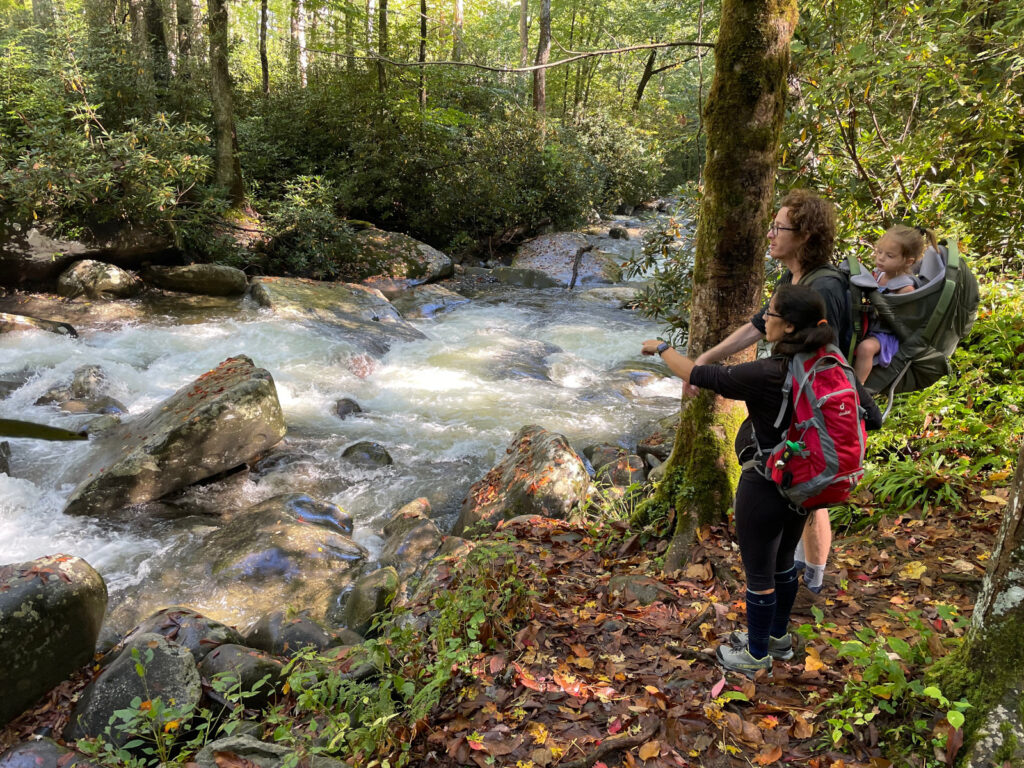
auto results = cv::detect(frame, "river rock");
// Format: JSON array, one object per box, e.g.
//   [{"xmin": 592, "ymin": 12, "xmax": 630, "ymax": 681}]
[
  {"xmin": 0, "ymin": 555, "xmax": 107, "ymax": 728},
  {"xmin": 62, "ymin": 355, "xmax": 286, "ymax": 516},
  {"xmin": 334, "ymin": 397, "xmax": 362, "ymax": 419},
  {"xmin": 490, "ymin": 266, "xmax": 562, "ymax": 289},
  {"xmin": 258, "ymin": 492, "xmax": 353, "ymax": 534},
  {"xmin": 341, "ymin": 440, "xmax": 393, "ymax": 468},
  {"xmin": 183, "ymin": 497, "xmax": 367, "ymax": 626},
  {"xmin": 609, "ymin": 226, "xmax": 630, "ymax": 240},
  {"xmin": 36, "ymin": 364, "xmax": 128, "ymax": 416},
  {"xmin": 0, "ymin": 738, "xmax": 98, "ymax": 768},
  {"xmin": 242, "ymin": 611, "xmax": 341, "ymax": 657},
  {"xmin": 510, "ymin": 233, "xmax": 620, "ymax": 287},
  {"xmin": 390, "ymin": 283, "xmax": 469, "ymax": 318},
  {"xmin": 356, "ymin": 228, "xmax": 454, "ymax": 295},
  {"xmin": 379, "ymin": 499, "xmax": 443, "ymax": 579},
  {"xmin": 0, "ymin": 312, "xmax": 77, "ymax": 337},
  {"xmin": 596, "ymin": 454, "xmax": 645, "ymax": 487},
  {"xmin": 457, "ymin": 335, "xmax": 560, "ymax": 382},
  {"xmin": 57, "ymin": 260, "xmax": 143, "ymax": 300},
  {"xmin": 637, "ymin": 412, "xmax": 680, "ymax": 468},
  {"xmin": 197, "ymin": 644, "xmax": 284, "ymax": 705},
  {"xmin": 452, "ymin": 425, "xmax": 591, "ymax": 537},
  {"xmin": 250, "ymin": 277, "xmax": 425, "ymax": 357},
  {"xmin": 195, "ymin": 735, "xmax": 350, "ymax": 768},
  {"xmin": 342, "ymin": 567, "xmax": 400, "ymax": 637},
  {"xmin": 124, "ymin": 607, "xmax": 245, "ymax": 663},
  {"xmin": 143, "ymin": 264, "xmax": 248, "ymax": 296},
  {"xmin": 65, "ymin": 632, "xmax": 202, "ymax": 745},
  {"xmin": 0, "ymin": 442, "xmax": 9, "ymax": 475}
]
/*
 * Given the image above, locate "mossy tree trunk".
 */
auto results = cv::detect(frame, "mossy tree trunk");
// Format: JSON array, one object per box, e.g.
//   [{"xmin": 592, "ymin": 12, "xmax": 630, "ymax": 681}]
[
  {"xmin": 208, "ymin": 0, "xmax": 245, "ymax": 206},
  {"xmin": 931, "ymin": 441, "xmax": 1024, "ymax": 766},
  {"xmin": 659, "ymin": 0, "xmax": 797, "ymax": 572}
]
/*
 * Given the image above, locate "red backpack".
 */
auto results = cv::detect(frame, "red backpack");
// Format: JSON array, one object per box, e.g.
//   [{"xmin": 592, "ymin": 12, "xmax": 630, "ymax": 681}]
[{"xmin": 763, "ymin": 346, "xmax": 867, "ymax": 509}]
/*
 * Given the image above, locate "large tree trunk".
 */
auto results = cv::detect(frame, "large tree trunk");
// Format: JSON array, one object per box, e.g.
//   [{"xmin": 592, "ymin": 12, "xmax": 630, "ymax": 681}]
[
  {"xmin": 656, "ymin": 0, "xmax": 798, "ymax": 572},
  {"xmin": 208, "ymin": 0, "xmax": 245, "ymax": 206},
  {"xmin": 145, "ymin": 0, "xmax": 170, "ymax": 87},
  {"xmin": 531, "ymin": 0, "xmax": 550, "ymax": 114},
  {"xmin": 175, "ymin": 0, "xmax": 194, "ymax": 65},
  {"xmin": 932, "ymin": 441, "xmax": 1024, "ymax": 766},
  {"xmin": 344, "ymin": 0, "xmax": 356, "ymax": 73},
  {"xmin": 260, "ymin": 0, "xmax": 269, "ymax": 93}
]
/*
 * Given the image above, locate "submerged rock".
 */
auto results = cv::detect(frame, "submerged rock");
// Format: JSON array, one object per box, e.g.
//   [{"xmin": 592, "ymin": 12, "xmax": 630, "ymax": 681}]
[
  {"xmin": 36, "ymin": 364, "xmax": 128, "ymax": 416},
  {"xmin": 0, "ymin": 555, "xmax": 107, "ymax": 728},
  {"xmin": 334, "ymin": 397, "xmax": 363, "ymax": 419},
  {"xmin": 0, "ymin": 738, "xmax": 98, "ymax": 768},
  {"xmin": 250, "ymin": 277, "xmax": 424, "ymax": 356},
  {"xmin": 62, "ymin": 355, "xmax": 286, "ymax": 517},
  {"xmin": 341, "ymin": 441, "xmax": 393, "ymax": 468},
  {"xmin": 0, "ymin": 312, "xmax": 77, "ymax": 337},
  {"xmin": 453, "ymin": 425, "xmax": 591, "ymax": 536},
  {"xmin": 390, "ymin": 283, "xmax": 470, "ymax": 318}
]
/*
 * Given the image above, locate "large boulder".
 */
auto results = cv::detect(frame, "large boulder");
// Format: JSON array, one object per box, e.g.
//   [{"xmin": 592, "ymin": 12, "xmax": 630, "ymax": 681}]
[
  {"xmin": 342, "ymin": 567, "xmax": 400, "ymax": 637},
  {"xmin": 452, "ymin": 425, "xmax": 591, "ymax": 537},
  {"xmin": 356, "ymin": 228, "xmax": 454, "ymax": 295},
  {"xmin": 510, "ymin": 233, "xmax": 621, "ymax": 287},
  {"xmin": 196, "ymin": 644, "xmax": 284, "ymax": 706},
  {"xmin": 250, "ymin": 277, "xmax": 425, "ymax": 356},
  {"xmin": 242, "ymin": 611, "xmax": 349, "ymax": 657},
  {"xmin": 195, "ymin": 735, "xmax": 350, "ymax": 768},
  {"xmin": 35, "ymin": 364, "xmax": 128, "ymax": 416},
  {"xmin": 142, "ymin": 264, "xmax": 248, "ymax": 296},
  {"xmin": 62, "ymin": 355, "xmax": 286, "ymax": 516},
  {"xmin": 65, "ymin": 632, "xmax": 202, "ymax": 745},
  {"xmin": 378, "ymin": 498, "xmax": 443, "ymax": 579},
  {"xmin": 0, "ymin": 555, "xmax": 107, "ymax": 727},
  {"xmin": 57, "ymin": 260, "xmax": 143, "ymax": 300}
]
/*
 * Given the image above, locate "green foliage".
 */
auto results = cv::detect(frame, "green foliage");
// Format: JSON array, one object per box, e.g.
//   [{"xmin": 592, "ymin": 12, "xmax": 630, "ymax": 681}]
[
  {"xmin": 800, "ymin": 606, "xmax": 971, "ymax": 765},
  {"xmin": 862, "ymin": 453, "xmax": 971, "ymax": 517},
  {"xmin": 0, "ymin": 20, "xmax": 212, "ymax": 233},
  {"xmin": 621, "ymin": 191, "xmax": 696, "ymax": 348},
  {"xmin": 783, "ymin": 1, "xmax": 1024, "ymax": 269}
]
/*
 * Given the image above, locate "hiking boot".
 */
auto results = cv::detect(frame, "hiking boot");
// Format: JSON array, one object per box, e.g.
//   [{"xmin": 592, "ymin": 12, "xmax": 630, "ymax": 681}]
[
  {"xmin": 727, "ymin": 630, "xmax": 795, "ymax": 661},
  {"xmin": 715, "ymin": 643, "xmax": 772, "ymax": 678}
]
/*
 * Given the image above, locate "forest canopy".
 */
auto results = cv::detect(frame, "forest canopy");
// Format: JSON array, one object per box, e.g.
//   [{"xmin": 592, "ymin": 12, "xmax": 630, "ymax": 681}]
[{"xmin": 0, "ymin": 0, "xmax": 1021, "ymax": 274}]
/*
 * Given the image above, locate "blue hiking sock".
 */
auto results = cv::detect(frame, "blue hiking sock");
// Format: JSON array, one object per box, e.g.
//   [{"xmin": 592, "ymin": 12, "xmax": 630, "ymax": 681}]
[
  {"xmin": 770, "ymin": 566, "xmax": 800, "ymax": 639},
  {"xmin": 745, "ymin": 590, "xmax": 776, "ymax": 659}
]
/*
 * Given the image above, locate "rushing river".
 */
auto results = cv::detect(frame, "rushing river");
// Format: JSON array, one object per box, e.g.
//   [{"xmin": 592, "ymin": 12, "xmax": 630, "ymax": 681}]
[{"xmin": 0, "ymin": 275, "xmax": 681, "ymax": 630}]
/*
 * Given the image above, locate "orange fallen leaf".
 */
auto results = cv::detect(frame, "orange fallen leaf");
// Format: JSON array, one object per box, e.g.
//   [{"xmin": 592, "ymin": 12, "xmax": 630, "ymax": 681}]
[
  {"xmin": 804, "ymin": 646, "xmax": 825, "ymax": 672},
  {"xmin": 638, "ymin": 740, "xmax": 661, "ymax": 761},
  {"xmin": 754, "ymin": 744, "xmax": 783, "ymax": 765}
]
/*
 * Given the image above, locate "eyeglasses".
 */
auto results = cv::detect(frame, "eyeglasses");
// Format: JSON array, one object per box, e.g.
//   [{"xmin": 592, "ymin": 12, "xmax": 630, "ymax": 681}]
[
  {"xmin": 769, "ymin": 223, "xmax": 798, "ymax": 235},
  {"xmin": 764, "ymin": 310, "xmax": 784, "ymax": 319}
]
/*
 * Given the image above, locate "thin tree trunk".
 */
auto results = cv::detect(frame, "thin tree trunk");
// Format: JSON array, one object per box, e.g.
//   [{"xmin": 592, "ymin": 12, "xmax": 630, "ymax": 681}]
[
  {"xmin": 419, "ymin": 0, "xmax": 428, "ymax": 108},
  {"xmin": 451, "ymin": 0, "xmax": 464, "ymax": 61},
  {"xmin": 519, "ymin": 0, "xmax": 529, "ymax": 67},
  {"xmin": 292, "ymin": 0, "xmax": 308, "ymax": 88},
  {"xmin": 175, "ymin": 0, "xmax": 193, "ymax": 64},
  {"xmin": 208, "ymin": 0, "xmax": 245, "ymax": 205},
  {"xmin": 655, "ymin": 0, "xmax": 799, "ymax": 572},
  {"xmin": 632, "ymin": 48, "xmax": 656, "ymax": 110},
  {"xmin": 562, "ymin": 2, "xmax": 576, "ymax": 118},
  {"xmin": 345, "ymin": 1, "xmax": 356, "ymax": 73},
  {"xmin": 532, "ymin": 0, "xmax": 550, "ymax": 114},
  {"xmin": 377, "ymin": 0, "xmax": 388, "ymax": 92},
  {"xmin": 260, "ymin": 0, "xmax": 269, "ymax": 93}
]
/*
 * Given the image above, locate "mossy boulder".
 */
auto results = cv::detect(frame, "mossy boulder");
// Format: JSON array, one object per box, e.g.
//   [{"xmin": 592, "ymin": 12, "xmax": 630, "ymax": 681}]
[
  {"xmin": 195, "ymin": 735, "xmax": 350, "ymax": 768},
  {"xmin": 342, "ymin": 567, "xmax": 400, "ymax": 637},
  {"xmin": 62, "ymin": 356, "xmax": 286, "ymax": 517},
  {"xmin": 379, "ymin": 498, "xmax": 443, "ymax": 579},
  {"xmin": 143, "ymin": 264, "xmax": 248, "ymax": 296},
  {"xmin": 0, "ymin": 555, "xmax": 107, "ymax": 727},
  {"xmin": 197, "ymin": 644, "xmax": 284, "ymax": 706},
  {"xmin": 390, "ymin": 284, "xmax": 470, "ymax": 318},
  {"xmin": 356, "ymin": 228, "xmax": 454, "ymax": 295},
  {"xmin": 510, "ymin": 233, "xmax": 620, "ymax": 287},
  {"xmin": 452, "ymin": 425, "xmax": 591, "ymax": 537}
]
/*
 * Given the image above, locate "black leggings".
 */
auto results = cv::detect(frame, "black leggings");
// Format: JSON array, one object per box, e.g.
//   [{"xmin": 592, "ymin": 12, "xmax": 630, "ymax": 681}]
[{"xmin": 734, "ymin": 469, "xmax": 808, "ymax": 592}]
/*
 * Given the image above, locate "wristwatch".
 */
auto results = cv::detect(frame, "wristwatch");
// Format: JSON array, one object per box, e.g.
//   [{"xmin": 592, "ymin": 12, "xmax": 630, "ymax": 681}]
[{"xmin": 656, "ymin": 341, "xmax": 670, "ymax": 355}]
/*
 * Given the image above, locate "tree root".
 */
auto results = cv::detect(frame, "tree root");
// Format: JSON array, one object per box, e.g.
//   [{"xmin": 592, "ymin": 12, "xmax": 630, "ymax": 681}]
[{"xmin": 560, "ymin": 716, "xmax": 660, "ymax": 768}]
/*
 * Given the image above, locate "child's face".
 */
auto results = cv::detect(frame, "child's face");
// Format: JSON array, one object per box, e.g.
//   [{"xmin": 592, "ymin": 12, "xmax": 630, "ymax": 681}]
[{"xmin": 873, "ymin": 234, "xmax": 913, "ymax": 276}]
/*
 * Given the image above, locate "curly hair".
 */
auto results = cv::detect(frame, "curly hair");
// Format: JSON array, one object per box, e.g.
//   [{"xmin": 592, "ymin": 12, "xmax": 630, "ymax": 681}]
[
  {"xmin": 771, "ymin": 283, "xmax": 836, "ymax": 357},
  {"xmin": 779, "ymin": 189, "xmax": 837, "ymax": 273}
]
